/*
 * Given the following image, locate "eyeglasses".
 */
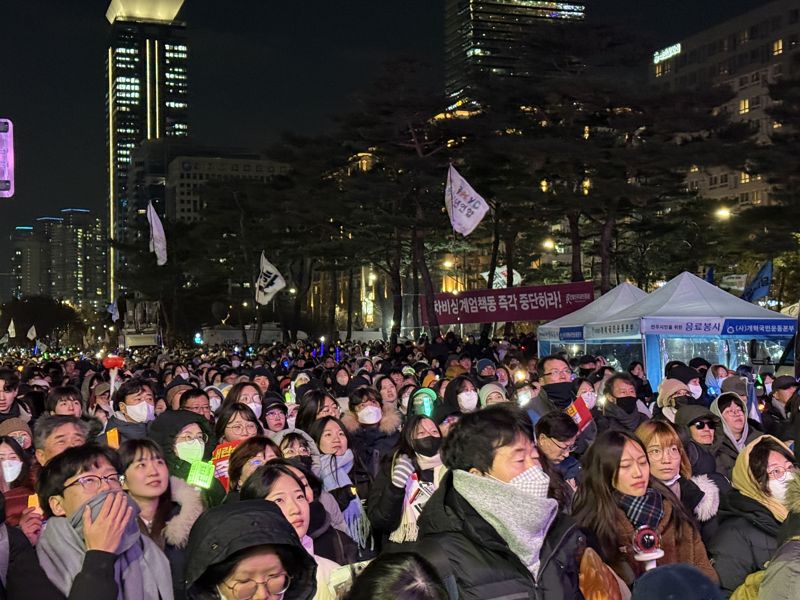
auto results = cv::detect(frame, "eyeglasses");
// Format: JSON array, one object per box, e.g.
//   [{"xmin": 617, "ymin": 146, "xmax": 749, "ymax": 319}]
[
  {"xmin": 647, "ymin": 445, "xmax": 681, "ymax": 460},
  {"xmin": 226, "ymin": 423, "xmax": 258, "ymax": 435},
  {"xmin": 62, "ymin": 473, "xmax": 123, "ymax": 493},
  {"xmin": 241, "ymin": 395, "xmax": 261, "ymax": 403},
  {"xmin": 690, "ymin": 420, "xmax": 714, "ymax": 430},
  {"xmin": 265, "ymin": 409, "xmax": 285, "ymax": 419},
  {"xmin": 543, "ymin": 369, "xmax": 572, "ymax": 377},
  {"xmin": 767, "ymin": 462, "xmax": 795, "ymax": 481},
  {"xmin": 175, "ymin": 432, "xmax": 208, "ymax": 444},
  {"xmin": 547, "ymin": 436, "xmax": 576, "ymax": 453},
  {"xmin": 221, "ymin": 573, "xmax": 291, "ymax": 599}
]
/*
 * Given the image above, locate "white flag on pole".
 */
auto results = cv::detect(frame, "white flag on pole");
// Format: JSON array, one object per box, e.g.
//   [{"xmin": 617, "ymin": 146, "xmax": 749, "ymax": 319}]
[
  {"xmin": 255, "ymin": 251, "xmax": 286, "ymax": 305},
  {"xmin": 146, "ymin": 201, "xmax": 168, "ymax": 266},
  {"xmin": 444, "ymin": 164, "xmax": 490, "ymax": 237},
  {"xmin": 26, "ymin": 325, "xmax": 36, "ymax": 340},
  {"xmin": 7, "ymin": 319, "xmax": 15, "ymax": 339},
  {"xmin": 107, "ymin": 300, "xmax": 120, "ymax": 323}
]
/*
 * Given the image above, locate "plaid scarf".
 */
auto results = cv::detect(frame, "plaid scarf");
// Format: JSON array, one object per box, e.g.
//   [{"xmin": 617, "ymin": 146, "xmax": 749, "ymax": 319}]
[{"xmin": 616, "ymin": 487, "xmax": 664, "ymax": 529}]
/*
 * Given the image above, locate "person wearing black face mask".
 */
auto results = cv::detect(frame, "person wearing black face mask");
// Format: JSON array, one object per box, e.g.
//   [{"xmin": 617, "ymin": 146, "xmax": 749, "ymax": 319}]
[
  {"xmin": 527, "ymin": 356, "xmax": 574, "ymax": 418},
  {"xmin": 594, "ymin": 373, "xmax": 649, "ymax": 433},
  {"xmin": 367, "ymin": 415, "xmax": 445, "ymax": 550}
]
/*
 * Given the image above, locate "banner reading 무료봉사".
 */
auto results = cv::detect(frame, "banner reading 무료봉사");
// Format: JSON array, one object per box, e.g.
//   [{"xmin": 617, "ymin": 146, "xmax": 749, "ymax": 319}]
[{"xmin": 422, "ymin": 281, "xmax": 594, "ymax": 325}]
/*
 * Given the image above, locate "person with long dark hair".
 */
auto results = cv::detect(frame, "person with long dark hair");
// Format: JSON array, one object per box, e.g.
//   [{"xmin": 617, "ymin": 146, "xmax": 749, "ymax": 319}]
[
  {"xmin": 572, "ymin": 429, "xmax": 717, "ymax": 588},
  {"xmin": 344, "ymin": 552, "xmax": 448, "ymax": 600},
  {"xmin": 119, "ymin": 438, "xmax": 204, "ymax": 599},
  {"xmin": 367, "ymin": 415, "xmax": 445, "ymax": 548},
  {"xmin": 241, "ymin": 462, "xmax": 340, "ymax": 600},
  {"xmin": 308, "ymin": 416, "xmax": 372, "ymax": 554},
  {"xmin": 295, "ymin": 389, "xmax": 341, "ymax": 434}
]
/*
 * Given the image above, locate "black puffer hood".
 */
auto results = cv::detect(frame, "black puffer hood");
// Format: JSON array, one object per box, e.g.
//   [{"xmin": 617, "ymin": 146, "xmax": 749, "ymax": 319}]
[
  {"xmin": 148, "ymin": 409, "xmax": 217, "ymax": 473},
  {"xmin": 185, "ymin": 499, "xmax": 317, "ymax": 600}
]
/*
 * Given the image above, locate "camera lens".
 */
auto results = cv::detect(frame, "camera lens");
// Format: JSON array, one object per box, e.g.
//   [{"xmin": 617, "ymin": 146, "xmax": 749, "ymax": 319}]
[{"xmin": 640, "ymin": 532, "xmax": 657, "ymax": 550}]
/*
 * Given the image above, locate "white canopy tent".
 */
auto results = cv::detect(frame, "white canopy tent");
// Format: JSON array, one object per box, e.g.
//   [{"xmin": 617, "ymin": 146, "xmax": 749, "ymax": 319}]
[
  {"xmin": 584, "ymin": 272, "xmax": 796, "ymax": 387},
  {"xmin": 537, "ymin": 283, "xmax": 647, "ymax": 357}
]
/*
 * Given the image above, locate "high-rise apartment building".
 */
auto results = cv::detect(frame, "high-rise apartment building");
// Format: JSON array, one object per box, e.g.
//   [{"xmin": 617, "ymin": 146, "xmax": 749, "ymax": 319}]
[
  {"xmin": 106, "ymin": 0, "xmax": 189, "ymax": 299},
  {"xmin": 9, "ymin": 210, "xmax": 107, "ymax": 311},
  {"xmin": 650, "ymin": 0, "xmax": 800, "ymax": 209},
  {"xmin": 9, "ymin": 226, "xmax": 43, "ymax": 297},
  {"xmin": 444, "ymin": 0, "xmax": 585, "ymax": 104}
]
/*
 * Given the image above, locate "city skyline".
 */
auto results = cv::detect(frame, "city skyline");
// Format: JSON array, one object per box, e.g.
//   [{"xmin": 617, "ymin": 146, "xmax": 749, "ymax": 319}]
[{"xmin": 2, "ymin": 0, "xmax": 770, "ymax": 273}]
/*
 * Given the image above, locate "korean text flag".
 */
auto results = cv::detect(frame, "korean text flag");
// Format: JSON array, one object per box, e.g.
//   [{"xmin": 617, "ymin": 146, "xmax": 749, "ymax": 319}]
[
  {"xmin": 255, "ymin": 252, "xmax": 286, "ymax": 305},
  {"xmin": 741, "ymin": 260, "xmax": 773, "ymax": 303},
  {"xmin": 445, "ymin": 165, "xmax": 490, "ymax": 236},
  {"xmin": 146, "ymin": 201, "xmax": 168, "ymax": 266}
]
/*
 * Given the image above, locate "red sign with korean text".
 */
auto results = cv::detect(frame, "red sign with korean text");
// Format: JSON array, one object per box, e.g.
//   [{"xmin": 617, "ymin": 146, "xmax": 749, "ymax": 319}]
[{"xmin": 423, "ymin": 281, "xmax": 594, "ymax": 325}]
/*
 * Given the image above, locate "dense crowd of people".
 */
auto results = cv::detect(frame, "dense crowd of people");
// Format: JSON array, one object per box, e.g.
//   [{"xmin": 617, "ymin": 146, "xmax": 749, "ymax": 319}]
[{"xmin": 0, "ymin": 332, "xmax": 797, "ymax": 599}]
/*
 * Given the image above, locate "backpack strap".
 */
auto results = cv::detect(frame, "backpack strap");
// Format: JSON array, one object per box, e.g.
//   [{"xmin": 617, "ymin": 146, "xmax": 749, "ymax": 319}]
[{"xmin": 415, "ymin": 536, "xmax": 458, "ymax": 600}]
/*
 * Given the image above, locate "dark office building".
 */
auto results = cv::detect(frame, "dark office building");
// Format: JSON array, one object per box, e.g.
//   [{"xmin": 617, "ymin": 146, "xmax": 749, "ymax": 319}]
[
  {"xmin": 106, "ymin": 0, "xmax": 189, "ymax": 299},
  {"xmin": 444, "ymin": 0, "xmax": 585, "ymax": 104}
]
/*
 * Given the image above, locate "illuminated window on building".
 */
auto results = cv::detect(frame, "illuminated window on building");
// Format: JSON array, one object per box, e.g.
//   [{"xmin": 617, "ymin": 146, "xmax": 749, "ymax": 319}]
[
  {"xmin": 772, "ymin": 39, "xmax": 784, "ymax": 55},
  {"xmin": 740, "ymin": 172, "xmax": 751, "ymax": 184},
  {"xmin": 739, "ymin": 98, "xmax": 750, "ymax": 114},
  {"xmin": 655, "ymin": 63, "xmax": 664, "ymax": 78}
]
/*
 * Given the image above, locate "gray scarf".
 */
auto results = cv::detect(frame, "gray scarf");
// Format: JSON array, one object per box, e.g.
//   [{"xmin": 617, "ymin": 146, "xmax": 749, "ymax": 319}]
[
  {"xmin": 453, "ymin": 469, "xmax": 557, "ymax": 579},
  {"xmin": 37, "ymin": 491, "xmax": 174, "ymax": 600}
]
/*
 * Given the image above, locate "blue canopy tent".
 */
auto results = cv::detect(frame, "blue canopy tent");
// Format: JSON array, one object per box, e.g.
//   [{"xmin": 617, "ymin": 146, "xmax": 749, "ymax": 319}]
[
  {"xmin": 583, "ymin": 272, "xmax": 796, "ymax": 390},
  {"xmin": 538, "ymin": 283, "xmax": 647, "ymax": 365}
]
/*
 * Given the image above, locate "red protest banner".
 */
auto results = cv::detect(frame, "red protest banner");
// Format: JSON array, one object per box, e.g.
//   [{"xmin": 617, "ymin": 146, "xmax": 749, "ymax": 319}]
[{"xmin": 423, "ymin": 281, "xmax": 593, "ymax": 325}]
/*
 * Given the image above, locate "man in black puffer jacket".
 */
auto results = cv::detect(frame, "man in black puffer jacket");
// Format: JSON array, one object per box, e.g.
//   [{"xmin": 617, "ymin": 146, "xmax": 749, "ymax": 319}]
[{"xmin": 415, "ymin": 404, "xmax": 584, "ymax": 600}]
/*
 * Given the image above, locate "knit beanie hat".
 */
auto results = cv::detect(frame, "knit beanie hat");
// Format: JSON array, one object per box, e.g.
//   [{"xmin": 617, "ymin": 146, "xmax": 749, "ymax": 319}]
[{"xmin": 0, "ymin": 418, "xmax": 32, "ymax": 440}]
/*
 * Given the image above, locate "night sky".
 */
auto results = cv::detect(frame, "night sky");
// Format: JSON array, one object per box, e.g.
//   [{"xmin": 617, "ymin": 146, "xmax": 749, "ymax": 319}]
[{"xmin": 1, "ymin": 0, "xmax": 769, "ymax": 264}]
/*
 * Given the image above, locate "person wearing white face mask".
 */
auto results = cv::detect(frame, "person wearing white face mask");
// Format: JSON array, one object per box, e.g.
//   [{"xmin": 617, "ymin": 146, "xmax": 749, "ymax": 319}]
[
  {"xmin": 106, "ymin": 378, "xmax": 157, "ymax": 445},
  {"xmin": 340, "ymin": 388, "xmax": 401, "ymax": 494},
  {"xmin": 708, "ymin": 436, "xmax": 796, "ymax": 596},
  {"xmin": 148, "ymin": 410, "xmax": 227, "ymax": 508},
  {"xmin": 433, "ymin": 375, "xmax": 479, "ymax": 427},
  {"xmin": 0, "ymin": 434, "xmax": 39, "ymax": 545},
  {"xmin": 416, "ymin": 404, "xmax": 584, "ymax": 599}
]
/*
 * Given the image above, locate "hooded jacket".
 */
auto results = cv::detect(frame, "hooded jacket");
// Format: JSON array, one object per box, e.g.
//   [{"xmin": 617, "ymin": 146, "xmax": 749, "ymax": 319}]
[
  {"xmin": 416, "ymin": 471, "xmax": 584, "ymax": 600},
  {"xmin": 340, "ymin": 407, "xmax": 401, "ymax": 487},
  {"xmin": 148, "ymin": 409, "xmax": 226, "ymax": 508},
  {"xmin": 707, "ymin": 435, "xmax": 789, "ymax": 597},
  {"xmin": 184, "ymin": 500, "xmax": 317, "ymax": 600},
  {"xmin": 709, "ymin": 393, "xmax": 762, "ymax": 481},
  {"xmin": 759, "ymin": 473, "xmax": 800, "ymax": 600}
]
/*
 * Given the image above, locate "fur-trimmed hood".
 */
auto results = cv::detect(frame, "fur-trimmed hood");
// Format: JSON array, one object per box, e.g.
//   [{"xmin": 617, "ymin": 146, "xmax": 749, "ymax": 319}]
[
  {"xmin": 786, "ymin": 470, "xmax": 800, "ymax": 514},
  {"xmin": 690, "ymin": 474, "xmax": 720, "ymax": 522},
  {"xmin": 163, "ymin": 475, "xmax": 205, "ymax": 549},
  {"xmin": 340, "ymin": 406, "xmax": 402, "ymax": 435}
]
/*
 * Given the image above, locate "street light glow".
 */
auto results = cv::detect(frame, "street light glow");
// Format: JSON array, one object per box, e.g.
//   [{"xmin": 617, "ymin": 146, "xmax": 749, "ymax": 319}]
[
  {"xmin": 443, "ymin": 260, "xmax": 454, "ymax": 269},
  {"xmin": 715, "ymin": 207, "xmax": 732, "ymax": 220},
  {"xmin": 542, "ymin": 239, "xmax": 556, "ymax": 251}
]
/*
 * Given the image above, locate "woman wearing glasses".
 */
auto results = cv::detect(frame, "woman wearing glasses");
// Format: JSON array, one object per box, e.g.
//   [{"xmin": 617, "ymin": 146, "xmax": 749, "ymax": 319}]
[
  {"xmin": 572, "ymin": 429, "xmax": 717, "ymax": 588},
  {"xmin": 37, "ymin": 444, "xmax": 174, "ymax": 600},
  {"xmin": 185, "ymin": 499, "xmax": 317, "ymax": 600},
  {"xmin": 149, "ymin": 409, "xmax": 226, "ymax": 508},
  {"xmin": 119, "ymin": 438, "xmax": 204, "ymax": 600},
  {"xmin": 635, "ymin": 420, "xmax": 721, "ymax": 543},
  {"xmin": 707, "ymin": 435, "xmax": 796, "ymax": 596}
]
